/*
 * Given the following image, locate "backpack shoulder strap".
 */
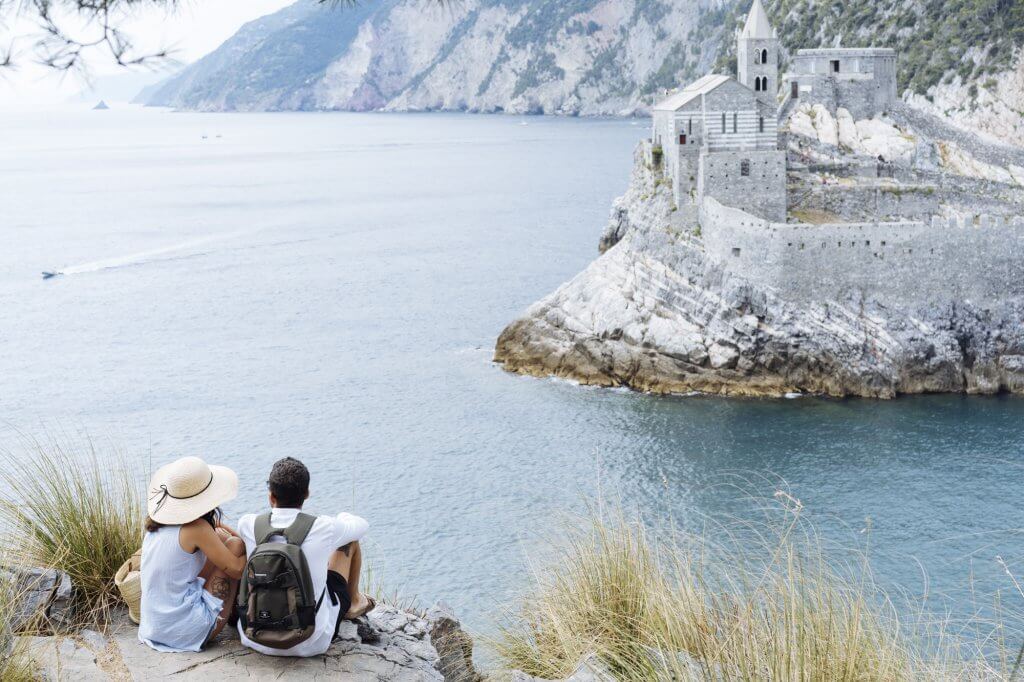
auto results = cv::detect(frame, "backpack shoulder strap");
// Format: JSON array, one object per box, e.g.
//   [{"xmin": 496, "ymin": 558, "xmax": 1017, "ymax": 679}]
[
  {"xmin": 254, "ymin": 512, "xmax": 276, "ymax": 544},
  {"xmin": 281, "ymin": 512, "xmax": 317, "ymax": 547}
]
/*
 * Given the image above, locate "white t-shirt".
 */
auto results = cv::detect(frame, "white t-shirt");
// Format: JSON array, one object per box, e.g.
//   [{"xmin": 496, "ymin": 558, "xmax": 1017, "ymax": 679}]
[{"xmin": 236, "ymin": 507, "xmax": 368, "ymax": 657}]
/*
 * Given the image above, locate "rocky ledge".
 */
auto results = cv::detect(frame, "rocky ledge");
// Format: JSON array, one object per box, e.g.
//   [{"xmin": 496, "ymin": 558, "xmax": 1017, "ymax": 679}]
[
  {"xmin": 8, "ymin": 569, "xmax": 480, "ymax": 681},
  {"xmin": 494, "ymin": 138, "xmax": 1024, "ymax": 399}
]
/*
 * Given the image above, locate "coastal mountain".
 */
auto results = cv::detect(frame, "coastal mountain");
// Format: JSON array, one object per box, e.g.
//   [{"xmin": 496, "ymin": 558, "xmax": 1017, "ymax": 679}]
[
  {"xmin": 144, "ymin": 0, "xmax": 720, "ymax": 116},
  {"xmin": 144, "ymin": 0, "xmax": 1024, "ymax": 145}
]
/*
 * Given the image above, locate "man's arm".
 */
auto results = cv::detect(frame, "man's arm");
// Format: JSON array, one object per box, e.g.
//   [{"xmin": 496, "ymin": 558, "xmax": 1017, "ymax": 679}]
[{"xmin": 334, "ymin": 512, "xmax": 369, "ymax": 549}]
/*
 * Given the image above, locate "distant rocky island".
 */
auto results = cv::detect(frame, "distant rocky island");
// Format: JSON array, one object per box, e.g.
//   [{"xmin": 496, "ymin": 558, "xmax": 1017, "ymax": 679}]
[{"xmin": 494, "ymin": 1, "xmax": 1024, "ymax": 399}]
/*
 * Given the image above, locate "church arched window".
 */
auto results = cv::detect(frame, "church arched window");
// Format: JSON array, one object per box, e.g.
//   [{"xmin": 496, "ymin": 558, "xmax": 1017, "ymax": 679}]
[
  {"xmin": 754, "ymin": 51, "xmax": 761, "ymax": 65},
  {"xmin": 761, "ymin": 49, "xmax": 768, "ymax": 64}
]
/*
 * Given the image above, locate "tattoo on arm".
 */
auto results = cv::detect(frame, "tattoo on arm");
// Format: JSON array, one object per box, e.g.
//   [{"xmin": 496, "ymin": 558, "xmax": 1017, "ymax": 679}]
[{"xmin": 210, "ymin": 575, "xmax": 231, "ymax": 602}]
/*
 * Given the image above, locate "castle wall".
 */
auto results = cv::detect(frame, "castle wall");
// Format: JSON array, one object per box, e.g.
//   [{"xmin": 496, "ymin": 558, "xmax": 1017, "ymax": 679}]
[
  {"xmin": 794, "ymin": 184, "xmax": 941, "ymax": 221},
  {"xmin": 699, "ymin": 151, "xmax": 786, "ymax": 222},
  {"xmin": 787, "ymin": 49, "xmax": 897, "ymax": 118},
  {"xmin": 699, "ymin": 197, "xmax": 1024, "ymax": 305}
]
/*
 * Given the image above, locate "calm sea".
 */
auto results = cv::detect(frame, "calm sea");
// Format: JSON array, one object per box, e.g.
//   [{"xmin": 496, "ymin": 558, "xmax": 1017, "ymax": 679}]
[{"xmin": 2, "ymin": 108, "xmax": 1023, "ymax": 638}]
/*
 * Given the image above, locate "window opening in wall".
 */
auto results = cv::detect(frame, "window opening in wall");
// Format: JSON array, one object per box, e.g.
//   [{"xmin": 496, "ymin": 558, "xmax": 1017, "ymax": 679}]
[
  {"xmin": 791, "ymin": 81, "xmax": 799, "ymax": 98},
  {"xmin": 761, "ymin": 49, "xmax": 768, "ymax": 64},
  {"xmin": 679, "ymin": 134, "xmax": 687, "ymax": 145},
  {"xmin": 831, "ymin": 60, "xmax": 840, "ymax": 73},
  {"xmin": 881, "ymin": 240, "xmax": 887, "ymax": 246},
  {"xmin": 740, "ymin": 159, "xmax": 750, "ymax": 176},
  {"xmin": 732, "ymin": 112, "xmax": 737, "ymax": 133},
  {"xmin": 721, "ymin": 113, "xmax": 726, "ymax": 133},
  {"xmin": 732, "ymin": 248, "xmax": 741, "ymax": 257},
  {"xmin": 754, "ymin": 51, "xmax": 761, "ymax": 65},
  {"xmin": 688, "ymin": 118, "xmax": 692, "ymax": 135},
  {"xmin": 866, "ymin": 241, "xmax": 870, "ymax": 246},
  {"xmin": 759, "ymin": 116, "xmax": 764, "ymax": 133}
]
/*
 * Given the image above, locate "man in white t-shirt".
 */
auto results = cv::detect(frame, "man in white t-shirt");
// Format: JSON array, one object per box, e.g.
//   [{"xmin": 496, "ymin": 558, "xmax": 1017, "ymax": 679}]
[{"xmin": 236, "ymin": 457, "xmax": 374, "ymax": 657}]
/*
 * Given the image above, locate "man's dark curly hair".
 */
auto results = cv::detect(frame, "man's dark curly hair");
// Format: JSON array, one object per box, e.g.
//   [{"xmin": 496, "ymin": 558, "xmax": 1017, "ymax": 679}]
[{"xmin": 268, "ymin": 457, "xmax": 310, "ymax": 508}]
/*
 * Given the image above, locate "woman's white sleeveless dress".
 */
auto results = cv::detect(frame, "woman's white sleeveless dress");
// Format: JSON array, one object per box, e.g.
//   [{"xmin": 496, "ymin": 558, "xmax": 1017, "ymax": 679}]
[{"xmin": 138, "ymin": 526, "xmax": 224, "ymax": 652}]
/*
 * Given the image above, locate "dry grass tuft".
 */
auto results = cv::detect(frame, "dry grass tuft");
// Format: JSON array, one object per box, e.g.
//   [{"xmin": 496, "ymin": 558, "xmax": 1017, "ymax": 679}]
[
  {"xmin": 0, "ymin": 572, "xmax": 38, "ymax": 681},
  {"xmin": 0, "ymin": 435, "xmax": 143, "ymax": 626},
  {"xmin": 496, "ymin": 499, "xmax": 1013, "ymax": 681}
]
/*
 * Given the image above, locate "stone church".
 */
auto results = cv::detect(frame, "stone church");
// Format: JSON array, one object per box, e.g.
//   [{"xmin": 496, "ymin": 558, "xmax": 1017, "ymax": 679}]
[{"xmin": 652, "ymin": 0, "xmax": 899, "ymax": 222}]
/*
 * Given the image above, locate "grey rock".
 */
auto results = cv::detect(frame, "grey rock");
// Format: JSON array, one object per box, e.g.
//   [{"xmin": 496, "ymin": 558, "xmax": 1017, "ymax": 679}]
[
  {"xmin": 20, "ymin": 635, "xmax": 102, "ymax": 681},
  {"xmin": 21, "ymin": 602, "xmax": 477, "ymax": 682},
  {"xmin": 48, "ymin": 571, "xmax": 75, "ymax": 632},
  {"xmin": 426, "ymin": 602, "xmax": 482, "ymax": 682},
  {"xmin": 509, "ymin": 653, "xmax": 615, "ymax": 682},
  {"xmin": 78, "ymin": 628, "xmax": 107, "ymax": 652},
  {"xmin": 564, "ymin": 654, "xmax": 615, "ymax": 682},
  {"xmin": 1, "ymin": 567, "xmax": 73, "ymax": 633}
]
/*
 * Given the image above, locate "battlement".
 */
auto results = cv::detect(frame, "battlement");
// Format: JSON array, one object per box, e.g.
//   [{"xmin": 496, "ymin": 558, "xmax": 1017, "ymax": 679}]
[
  {"xmin": 933, "ymin": 215, "xmax": 1024, "ymax": 230},
  {"xmin": 699, "ymin": 197, "xmax": 1024, "ymax": 304},
  {"xmin": 795, "ymin": 48, "xmax": 896, "ymax": 59}
]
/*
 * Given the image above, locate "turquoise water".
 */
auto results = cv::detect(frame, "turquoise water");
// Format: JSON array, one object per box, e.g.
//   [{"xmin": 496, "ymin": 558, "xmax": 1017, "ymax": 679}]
[{"xmin": 2, "ymin": 109, "xmax": 1023, "ymax": 637}]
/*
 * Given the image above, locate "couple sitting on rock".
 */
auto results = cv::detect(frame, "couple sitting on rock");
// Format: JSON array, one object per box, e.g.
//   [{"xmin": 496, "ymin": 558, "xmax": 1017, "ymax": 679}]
[{"xmin": 137, "ymin": 455, "xmax": 375, "ymax": 656}]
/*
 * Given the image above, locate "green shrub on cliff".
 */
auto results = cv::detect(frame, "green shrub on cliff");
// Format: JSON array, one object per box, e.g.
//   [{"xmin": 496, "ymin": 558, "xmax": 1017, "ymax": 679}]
[
  {"xmin": 496, "ymin": 500, "xmax": 1005, "ymax": 681},
  {"xmin": 0, "ymin": 437, "xmax": 143, "ymax": 624}
]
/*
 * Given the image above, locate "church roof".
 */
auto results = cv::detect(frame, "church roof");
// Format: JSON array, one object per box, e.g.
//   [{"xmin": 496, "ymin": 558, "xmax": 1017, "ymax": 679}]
[
  {"xmin": 740, "ymin": 0, "xmax": 773, "ymax": 40},
  {"xmin": 653, "ymin": 74, "xmax": 732, "ymax": 111}
]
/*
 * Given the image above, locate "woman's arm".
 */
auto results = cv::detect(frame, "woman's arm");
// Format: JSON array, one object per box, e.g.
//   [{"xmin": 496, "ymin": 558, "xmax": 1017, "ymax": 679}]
[
  {"xmin": 183, "ymin": 521, "xmax": 246, "ymax": 580},
  {"xmin": 217, "ymin": 521, "xmax": 240, "ymax": 538}
]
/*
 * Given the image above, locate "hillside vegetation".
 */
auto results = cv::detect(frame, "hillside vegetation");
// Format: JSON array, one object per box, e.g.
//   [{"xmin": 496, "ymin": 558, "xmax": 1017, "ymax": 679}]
[{"xmin": 713, "ymin": 0, "xmax": 1024, "ymax": 100}]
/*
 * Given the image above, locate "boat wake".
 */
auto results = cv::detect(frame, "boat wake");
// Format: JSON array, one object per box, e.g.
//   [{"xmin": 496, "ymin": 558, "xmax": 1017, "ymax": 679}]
[{"xmin": 44, "ymin": 232, "xmax": 245, "ymax": 279}]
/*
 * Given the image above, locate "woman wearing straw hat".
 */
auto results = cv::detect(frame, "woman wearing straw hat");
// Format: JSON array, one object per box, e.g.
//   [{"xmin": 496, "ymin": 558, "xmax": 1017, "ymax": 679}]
[{"xmin": 138, "ymin": 456, "xmax": 246, "ymax": 652}]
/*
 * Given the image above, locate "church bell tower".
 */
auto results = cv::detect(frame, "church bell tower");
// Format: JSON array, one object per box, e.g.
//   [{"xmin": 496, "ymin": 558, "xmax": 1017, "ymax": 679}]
[{"xmin": 737, "ymin": 0, "xmax": 778, "ymax": 109}]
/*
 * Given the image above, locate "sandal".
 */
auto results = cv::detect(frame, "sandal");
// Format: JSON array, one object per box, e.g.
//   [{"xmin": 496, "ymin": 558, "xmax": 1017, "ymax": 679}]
[{"xmin": 345, "ymin": 595, "xmax": 377, "ymax": 621}]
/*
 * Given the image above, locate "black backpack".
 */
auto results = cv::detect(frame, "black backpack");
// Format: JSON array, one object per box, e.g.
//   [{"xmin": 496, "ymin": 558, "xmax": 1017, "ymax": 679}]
[{"xmin": 237, "ymin": 512, "xmax": 323, "ymax": 649}]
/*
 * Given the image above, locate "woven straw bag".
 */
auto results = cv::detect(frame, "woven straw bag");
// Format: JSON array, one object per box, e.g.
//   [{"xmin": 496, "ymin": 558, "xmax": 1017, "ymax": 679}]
[{"xmin": 115, "ymin": 550, "xmax": 143, "ymax": 624}]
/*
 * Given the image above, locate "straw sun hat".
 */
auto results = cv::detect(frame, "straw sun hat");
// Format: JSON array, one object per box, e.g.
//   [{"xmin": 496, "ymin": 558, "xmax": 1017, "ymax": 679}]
[{"xmin": 147, "ymin": 456, "xmax": 238, "ymax": 525}]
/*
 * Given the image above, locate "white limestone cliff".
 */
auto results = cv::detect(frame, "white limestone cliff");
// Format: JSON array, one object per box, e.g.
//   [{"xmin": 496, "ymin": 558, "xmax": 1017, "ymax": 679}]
[{"xmin": 494, "ymin": 141, "xmax": 1024, "ymax": 399}]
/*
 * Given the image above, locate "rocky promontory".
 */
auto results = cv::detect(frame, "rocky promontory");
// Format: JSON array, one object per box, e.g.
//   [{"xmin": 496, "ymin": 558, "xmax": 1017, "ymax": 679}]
[
  {"xmin": 7, "ymin": 567, "xmax": 480, "ymax": 681},
  {"xmin": 495, "ymin": 107, "xmax": 1024, "ymax": 399}
]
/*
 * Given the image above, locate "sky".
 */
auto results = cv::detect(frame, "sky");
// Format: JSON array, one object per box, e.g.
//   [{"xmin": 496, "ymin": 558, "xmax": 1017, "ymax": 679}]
[{"xmin": 0, "ymin": 0, "xmax": 296, "ymax": 109}]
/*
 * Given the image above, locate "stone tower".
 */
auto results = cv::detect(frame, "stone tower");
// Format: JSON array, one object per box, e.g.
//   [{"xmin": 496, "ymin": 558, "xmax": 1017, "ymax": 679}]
[{"xmin": 736, "ymin": 0, "xmax": 778, "ymax": 110}]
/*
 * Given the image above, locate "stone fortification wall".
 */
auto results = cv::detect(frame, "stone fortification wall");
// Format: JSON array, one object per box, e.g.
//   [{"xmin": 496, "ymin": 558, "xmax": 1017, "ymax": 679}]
[
  {"xmin": 699, "ymin": 197, "xmax": 1024, "ymax": 304},
  {"xmin": 792, "ymin": 183, "xmax": 941, "ymax": 221},
  {"xmin": 699, "ymin": 150, "xmax": 786, "ymax": 222}
]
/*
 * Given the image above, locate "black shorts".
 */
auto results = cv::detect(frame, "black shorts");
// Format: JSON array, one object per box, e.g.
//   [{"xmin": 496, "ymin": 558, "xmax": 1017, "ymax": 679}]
[{"xmin": 326, "ymin": 569, "xmax": 351, "ymax": 641}]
